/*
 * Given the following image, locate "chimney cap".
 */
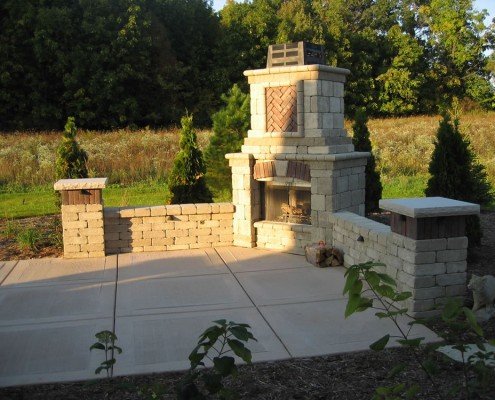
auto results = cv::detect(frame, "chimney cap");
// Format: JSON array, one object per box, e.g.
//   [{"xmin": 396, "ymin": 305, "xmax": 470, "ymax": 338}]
[{"xmin": 267, "ymin": 41, "xmax": 325, "ymax": 68}]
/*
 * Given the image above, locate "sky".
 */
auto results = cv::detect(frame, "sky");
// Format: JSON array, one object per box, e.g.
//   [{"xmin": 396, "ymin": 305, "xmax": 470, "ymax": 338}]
[{"xmin": 212, "ymin": 0, "xmax": 494, "ymax": 24}]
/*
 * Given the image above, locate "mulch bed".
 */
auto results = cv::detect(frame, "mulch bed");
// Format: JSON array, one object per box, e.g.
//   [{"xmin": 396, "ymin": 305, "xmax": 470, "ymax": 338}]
[
  {"xmin": 0, "ymin": 215, "xmax": 62, "ymax": 261},
  {"xmin": 0, "ymin": 212, "xmax": 494, "ymax": 399}
]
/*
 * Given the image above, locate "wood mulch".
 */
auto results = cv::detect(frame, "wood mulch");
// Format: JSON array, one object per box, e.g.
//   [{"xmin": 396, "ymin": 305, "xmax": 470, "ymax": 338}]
[{"xmin": 0, "ymin": 212, "xmax": 494, "ymax": 399}]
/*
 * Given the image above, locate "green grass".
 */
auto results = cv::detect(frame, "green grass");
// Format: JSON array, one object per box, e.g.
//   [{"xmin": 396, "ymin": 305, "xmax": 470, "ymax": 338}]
[
  {"xmin": 0, "ymin": 183, "xmax": 168, "ymax": 219},
  {"xmin": 0, "ymin": 181, "xmax": 231, "ymax": 219},
  {"xmin": 381, "ymin": 174, "xmax": 429, "ymax": 199}
]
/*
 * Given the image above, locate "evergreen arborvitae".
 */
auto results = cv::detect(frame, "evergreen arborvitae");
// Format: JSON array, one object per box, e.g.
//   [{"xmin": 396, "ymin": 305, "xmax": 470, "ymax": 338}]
[
  {"xmin": 352, "ymin": 108, "xmax": 382, "ymax": 214},
  {"xmin": 205, "ymin": 84, "xmax": 250, "ymax": 195},
  {"xmin": 426, "ymin": 113, "xmax": 493, "ymax": 246},
  {"xmin": 168, "ymin": 114, "xmax": 213, "ymax": 204},
  {"xmin": 55, "ymin": 117, "xmax": 88, "ymax": 179}
]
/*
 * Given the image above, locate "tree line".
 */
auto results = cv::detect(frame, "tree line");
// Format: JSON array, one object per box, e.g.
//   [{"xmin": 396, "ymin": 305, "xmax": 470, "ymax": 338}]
[{"xmin": 1, "ymin": 0, "xmax": 494, "ymax": 131}]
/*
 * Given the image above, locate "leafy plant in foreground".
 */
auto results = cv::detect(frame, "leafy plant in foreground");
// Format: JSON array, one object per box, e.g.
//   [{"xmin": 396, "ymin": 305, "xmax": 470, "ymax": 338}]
[
  {"xmin": 177, "ymin": 319, "xmax": 257, "ymax": 399},
  {"xmin": 90, "ymin": 330, "xmax": 122, "ymax": 378},
  {"xmin": 343, "ymin": 261, "xmax": 495, "ymax": 399}
]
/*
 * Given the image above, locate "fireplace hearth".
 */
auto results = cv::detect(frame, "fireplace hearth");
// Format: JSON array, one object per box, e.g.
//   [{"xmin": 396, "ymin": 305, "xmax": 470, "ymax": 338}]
[{"xmin": 261, "ymin": 181, "xmax": 311, "ymax": 225}]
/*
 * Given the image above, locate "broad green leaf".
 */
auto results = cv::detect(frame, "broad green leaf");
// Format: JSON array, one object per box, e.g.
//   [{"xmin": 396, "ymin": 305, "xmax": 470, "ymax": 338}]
[
  {"xmin": 345, "ymin": 293, "xmax": 363, "ymax": 318},
  {"xmin": 397, "ymin": 337, "xmax": 424, "ymax": 347},
  {"xmin": 343, "ymin": 268, "xmax": 359, "ymax": 295},
  {"xmin": 349, "ymin": 279, "xmax": 363, "ymax": 295},
  {"xmin": 101, "ymin": 359, "xmax": 116, "ymax": 367},
  {"xmin": 462, "ymin": 307, "xmax": 484, "ymax": 336},
  {"xmin": 89, "ymin": 342, "xmax": 105, "ymax": 351},
  {"xmin": 356, "ymin": 297, "xmax": 373, "ymax": 312},
  {"xmin": 213, "ymin": 319, "xmax": 227, "ymax": 327},
  {"xmin": 213, "ymin": 356, "xmax": 236, "ymax": 377},
  {"xmin": 364, "ymin": 270, "xmax": 380, "ymax": 288},
  {"xmin": 393, "ymin": 292, "xmax": 412, "ymax": 301},
  {"xmin": 377, "ymin": 273, "xmax": 396, "ymax": 286},
  {"xmin": 95, "ymin": 366, "xmax": 105, "ymax": 375},
  {"xmin": 227, "ymin": 339, "xmax": 252, "ymax": 363},
  {"xmin": 189, "ymin": 351, "xmax": 206, "ymax": 368},
  {"xmin": 370, "ymin": 334, "xmax": 390, "ymax": 351},
  {"xmin": 199, "ymin": 325, "xmax": 223, "ymax": 341},
  {"xmin": 229, "ymin": 326, "xmax": 256, "ymax": 342},
  {"xmin": 108, "ymin": 345, "xmax": 123, "ymax": 354},
  {"xmin": 375, "ymin": 312, "xmax": 390, "ymax": 319},
  {"xmin": 375, "ymin": 284, "xmax": 395, "ymax": 299}
]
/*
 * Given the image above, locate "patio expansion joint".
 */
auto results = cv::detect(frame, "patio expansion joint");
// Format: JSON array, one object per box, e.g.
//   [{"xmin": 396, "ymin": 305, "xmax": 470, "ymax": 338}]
[
  {"xmin": 0, "ymin": 260, "xmax": 19, "ymax": 286},
  {"xmin": 214, "ymin": 248, "xmax": 294, "ymax": 358}
]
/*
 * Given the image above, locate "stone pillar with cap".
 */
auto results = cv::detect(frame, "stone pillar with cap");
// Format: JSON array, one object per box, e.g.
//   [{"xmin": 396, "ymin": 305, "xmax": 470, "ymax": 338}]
[
  {"xmin": 379, "ymin": 197, "xmax": 480, "ymax": 316},
  {"xmin": 54, "ymin": 178, "xmax": 108, "ymax": 258}
]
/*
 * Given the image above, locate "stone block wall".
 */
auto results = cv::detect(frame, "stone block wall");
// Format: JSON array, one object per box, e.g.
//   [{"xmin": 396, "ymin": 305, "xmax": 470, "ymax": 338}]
[
  {"xmin": 254, "ymin": 221, "xmax": 312, "ymax": 255},
  {"xmin": 331, "ymin": 212, "xmax": 468, "ymax": 317},
  {"xmin": 103, "ymin": 203, "xmax": 234, "ymax": 254},
  {"xmin": 61, "ymin": 204, "xmax": 105, "ymax": 258}
]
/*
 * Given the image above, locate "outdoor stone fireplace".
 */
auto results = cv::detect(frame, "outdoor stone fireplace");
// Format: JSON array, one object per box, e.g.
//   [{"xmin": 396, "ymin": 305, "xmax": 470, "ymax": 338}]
[{"xmin": 226, "ymin": 42, "xmax": 370, "ymax": 253}]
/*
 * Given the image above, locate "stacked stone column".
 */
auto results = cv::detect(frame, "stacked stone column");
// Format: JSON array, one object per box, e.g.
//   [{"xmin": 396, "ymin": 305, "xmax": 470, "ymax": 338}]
[
  {"xmin": 226, "ymin": 153, "xmax": 260, "ymax": 247},
  {"xmin": 54, "ymin": 178, "xmax": 107, "ymax": 258}
]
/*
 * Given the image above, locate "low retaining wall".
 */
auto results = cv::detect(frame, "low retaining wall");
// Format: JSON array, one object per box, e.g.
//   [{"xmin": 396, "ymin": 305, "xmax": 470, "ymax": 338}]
[
  {"xmin": 254, "ymin": 221, "xmax": 312, "ymax": 255},
  {"xmin": 103, "ymin": 203, "xmax": 234, "ymax": 254},
  {"xmin": 330, "ymin": 212, "xmax": 467, "ymax": 317}
]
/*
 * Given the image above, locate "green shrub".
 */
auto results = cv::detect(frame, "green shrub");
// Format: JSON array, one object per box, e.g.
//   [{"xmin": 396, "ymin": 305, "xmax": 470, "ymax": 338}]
[
  {"xmin": 352, "ymin": 108, "xmax": 383, "ymax": 213},
  {"xmin": 16, "ymin": 227, "xmax": 41, "ymax": 251},
  {"xmin": 425, "ymin": 113, "xmax": 493, "ymax": 245},
  {"xmin": 205, "ymin": 84, "xmax": 250, "ymax": 195},
  {"xmin": 168, "ymin": 114, "xmax": 213, "ymax": 204},
  {"xmin": 55, "ymin": 117, "xmax": 88, "ymax": 180}
]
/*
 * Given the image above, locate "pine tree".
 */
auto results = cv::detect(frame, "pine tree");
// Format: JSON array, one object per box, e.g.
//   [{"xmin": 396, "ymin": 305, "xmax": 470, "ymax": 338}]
[
  {"xmin": 168, "ymin": 114, "xmax": 213, "ymax": 204},
  {"xmin": 205, "ymin": 84, "xmax": 250, "ymax": 195},
  {"xmin": 426, "ymin": 113, "xmax": 493, "ymax": 246},
  {"xmin": 55, "ymin": 117, "xmax": 88, "ymax": 179},
  {"xmin": 352, "ymin": 108, "xmax": 382, "ymax": 214}
]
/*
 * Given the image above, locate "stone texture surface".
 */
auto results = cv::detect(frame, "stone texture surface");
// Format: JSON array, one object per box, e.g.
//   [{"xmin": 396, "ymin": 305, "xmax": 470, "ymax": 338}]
[
  {"xmin": 104, "ymin": 203, "xmax": 234, "ymax": 255},
  {"xmin": 379, "ymin": 197, "xmax": 480, "ymax": 218},
  {"xmin": 54, "ymin": 178, "xmax": 108, "ymax": 191},
  {"xmin": 330, "ymin": 212, "xmax": 471, "ymax": 318}
]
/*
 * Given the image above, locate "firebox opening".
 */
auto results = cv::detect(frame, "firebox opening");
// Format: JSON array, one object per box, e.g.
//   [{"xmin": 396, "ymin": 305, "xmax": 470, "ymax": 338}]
[{"xmin": 260, "ymin": 181, "xmax": 311, "ymax": 225}]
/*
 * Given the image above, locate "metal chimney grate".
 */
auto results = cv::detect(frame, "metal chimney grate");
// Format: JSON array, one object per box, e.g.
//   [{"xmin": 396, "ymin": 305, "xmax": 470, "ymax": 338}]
[{"xmin": 267, "ymin": 42, "xmax": 325, "ymax": 68}]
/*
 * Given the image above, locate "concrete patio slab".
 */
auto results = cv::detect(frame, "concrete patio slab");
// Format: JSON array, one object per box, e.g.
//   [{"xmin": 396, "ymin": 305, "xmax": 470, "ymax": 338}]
[
  {"xmin": 113, "ymin": 307, "xmax": 290, "ymax": 377},
  {"xmin": 0, "ymin": 280, "xmax": 116, "ymax": 326},
  {"xmin": 116, "ymin": 274, "xmax": 253, "ymax": 316},
  {"xmin": 258, "ymin": 299, "xmax": 438, "ymax": 358},
  {"xmin": 1, "ymin": 255, "xmax": 116, "ymax": 287},
  {"xmin": 236, "ymin": 266, "xmax": 346, "ymax": 306},
  {"xmin": 118, "ymin": 248, "xmax": 228, "ymax": 280},
  {"xmin": 0, "ymin": 247, "xmax": 440, "ymax": 388},
  {"xmin": 0, "ymin": 317, "xmax": 113, "ymax": 387},
  {"xmin": 216, "ymin": 246, "xmax": 311, "ymax": 273},
  {"xmin": 0, "ymin": 261, "xmax": 17, "ymax": 284}
]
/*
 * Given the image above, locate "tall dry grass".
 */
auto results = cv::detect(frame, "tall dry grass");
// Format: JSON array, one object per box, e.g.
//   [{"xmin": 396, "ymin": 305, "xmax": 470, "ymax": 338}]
[
  {"xmin": 1, "ymin": 113, "xmax": 493, "ymax": 191},
  {"xmin": 348, "ymin": 112, "xmax": 495, "ymax": 188},
  {"xmin": 0, "ymin": 127, "xmax": 212, "ymax": 189}
]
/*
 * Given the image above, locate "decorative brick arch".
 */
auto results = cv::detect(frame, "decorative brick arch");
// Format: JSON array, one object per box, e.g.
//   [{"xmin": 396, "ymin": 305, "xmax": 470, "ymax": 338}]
[{"xmin": 253, "ymin": 160, "xmax": 310, "ymax": 181}]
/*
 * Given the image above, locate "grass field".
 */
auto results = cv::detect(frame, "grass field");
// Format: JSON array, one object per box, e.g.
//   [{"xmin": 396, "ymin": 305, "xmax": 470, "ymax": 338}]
[{"xmin": 1, "ymin": 113, "xmax": 494, "ymax": 219}]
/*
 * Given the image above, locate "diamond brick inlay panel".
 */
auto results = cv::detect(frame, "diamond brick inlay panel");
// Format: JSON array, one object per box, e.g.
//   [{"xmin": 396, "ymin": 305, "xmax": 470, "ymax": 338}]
[{"xmin": 266, "ymin": 86, "xmax": 297, "ymax": 132}]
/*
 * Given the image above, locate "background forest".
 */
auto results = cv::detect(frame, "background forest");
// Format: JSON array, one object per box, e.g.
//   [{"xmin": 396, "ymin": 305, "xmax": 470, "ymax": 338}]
[{"xmin": 1, "ymin": 0, "xmax": 494, "ymax": 131}]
